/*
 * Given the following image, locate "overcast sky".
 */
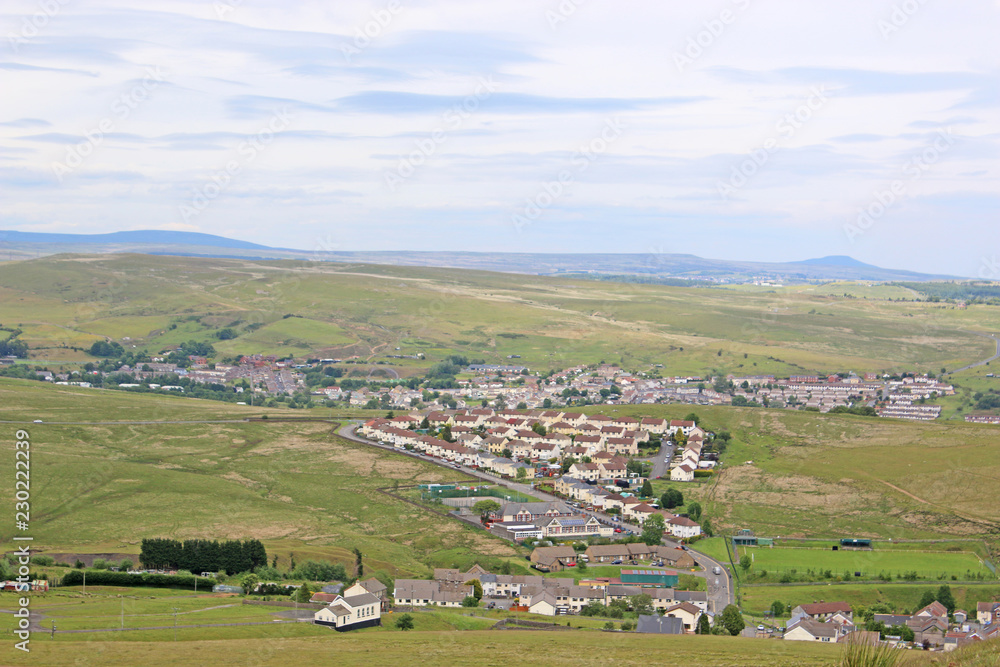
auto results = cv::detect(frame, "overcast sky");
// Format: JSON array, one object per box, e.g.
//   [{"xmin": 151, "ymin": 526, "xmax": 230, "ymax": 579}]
[{"xmin": 1, "ymin": 1, "xmax": 997, "ymax": 276}]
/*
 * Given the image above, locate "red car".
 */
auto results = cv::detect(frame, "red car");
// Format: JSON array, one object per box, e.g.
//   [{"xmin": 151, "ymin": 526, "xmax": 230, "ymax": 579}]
[{"xmin": 614, "ymin": 528, "xmax": 622, "ymax": 533}]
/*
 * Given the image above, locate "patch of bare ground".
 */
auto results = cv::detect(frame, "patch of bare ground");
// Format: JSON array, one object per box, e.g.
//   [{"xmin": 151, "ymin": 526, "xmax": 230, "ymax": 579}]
[
  {"xmin": 323, "ymin": 448, "xmax": 378, "ymax": 474},
  {"xmin": 713, "ymin": 465, "xmax": 881, "ymax": 512},
  {"xmin": 222, "ymin": 471, "xmax": 261, "ymax": 488},
  {"xmin": 373, "ymin": 458, "xmax": 422, "ymax": 479}
]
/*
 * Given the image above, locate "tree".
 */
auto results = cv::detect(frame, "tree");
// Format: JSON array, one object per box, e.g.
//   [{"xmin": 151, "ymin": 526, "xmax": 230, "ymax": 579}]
[
  {"xmin": 531, "ymin": 422, "xmax": 546, "ymax": 436},
  {"xmin": 240, "ymin": 572, "xmax": 259, "ymax": 595},
  {"xmin": 640, "ymin": 479, "xmax": 653, "ymax": 498},
  {"xmin": 419, "ymin": 416, "xmax": 430, "ymax": 430},
  {"xmin": 501, "ymin": 448, "xmax": 512, "ymax": 459},
  {"xmin": 696, "ymin": 613, "xmax": 711, "ymax": 635},
  {"xmin": 353, "ymin": 547, "xmax": 363, "ymax": 579},
  {"xmin": 660, "ymin": 489, "xmax": 683, "ymax": 510},
  {"xmin": 468, "ymin": 578, "xmax": 483, "ymax": 601},
  {"xmin": 770, "ymin": 600, "xmax": 785, "ymax": 618},
  {"xmin": 917, "ymin": 589, "xmax": 936, "ymax": 610},
  {"xmin": 395, "ymin": 613, "xmax": 414, "ymax": 630},
  {"xmin": 739, "ymin": 555, "xmax": 751, "ymax": 574},
  {"xmin": 936, "ymin": 584, "xmax": 956, "ymax": 614},
  {"xmin": 441, "ymin": 425, "xmax": 454, "ymax": 442},
  {"xmin": 471, "ymin": 500, "xmax": 501, "ymax": 521},
  {"xmin": 516, "ymin": 466, "xmax": 528, "ymax": 480},
  {"xmin": 684, "ymin": 412, "xmax": 699, "ymax": 425},
  {"xmin": 701, "ymin": 518, "xmax": 713, "ymax": 537},
  {"xmin": 629, "ymin": 593, "xmax": 654, "ymax": 615},
  {"xmin": 461, "ymin": 595, "xmax": 478, "ymax": 607},
  {"xmin": 641, "ymin": 514, "xmax": 666, "ymax": 546},
  {"xmin": 293, "ymin": 582, "xmax": 312, "ymax": 603},
  {"xmin": 576, "ymin": 559, "xmax": 587, "ymax": 572},
  {"xmin": 687, "ymin": 502, "xmax": 702, "ymax": 521},
  {"xmin": 720, "ymin": 604, "xmax": 745, "ymax": 636}
]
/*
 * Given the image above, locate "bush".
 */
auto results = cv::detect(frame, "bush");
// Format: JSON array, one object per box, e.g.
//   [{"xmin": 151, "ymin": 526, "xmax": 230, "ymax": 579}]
[
  {"xmin": 31, "ymin": 555, "xmax": 54, "ymax": 567},
  {"xmin": 61, "ymin": 570, "xmax": 214, "ymax": 590}
]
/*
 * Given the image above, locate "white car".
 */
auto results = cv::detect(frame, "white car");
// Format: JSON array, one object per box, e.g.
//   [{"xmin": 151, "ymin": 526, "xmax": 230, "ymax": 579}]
[{"xmin": 33, "ymin": 419, "xmax": 43, "ymax": 423}]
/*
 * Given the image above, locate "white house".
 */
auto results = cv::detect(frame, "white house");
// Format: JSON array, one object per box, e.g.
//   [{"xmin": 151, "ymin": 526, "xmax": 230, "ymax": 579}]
[{"xmin": 313, "ymin": 593, "xmax": 381, "ymax": 631}]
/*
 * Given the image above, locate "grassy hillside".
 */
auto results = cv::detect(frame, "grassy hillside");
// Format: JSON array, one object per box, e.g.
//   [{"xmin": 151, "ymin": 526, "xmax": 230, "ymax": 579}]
[
  {"xmin": 1, "ymin": 255, "xmax": 998, "ymax": 377},
  {"xmin": 0, "ymin": 380, "xmax": 520, "ymax": 578}
]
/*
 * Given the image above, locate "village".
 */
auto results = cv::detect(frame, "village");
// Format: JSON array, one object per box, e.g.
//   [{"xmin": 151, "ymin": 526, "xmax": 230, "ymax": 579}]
[{"xmin": 23, "ymin": 352, "xmax": 983, "ymax": 423}]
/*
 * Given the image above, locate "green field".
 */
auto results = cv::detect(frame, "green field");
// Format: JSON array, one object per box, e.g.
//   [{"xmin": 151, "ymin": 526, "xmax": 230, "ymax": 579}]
[{"xmin": 735, "ymin": 545, "xmax": 989, "ymax": 580}]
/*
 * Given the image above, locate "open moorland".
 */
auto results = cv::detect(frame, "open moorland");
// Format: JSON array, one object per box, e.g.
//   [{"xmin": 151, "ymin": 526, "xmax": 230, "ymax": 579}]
[
  {"xmin": 2, "ymin": 254, "xmax": 999, "ymax": 379},
  {"xmin": 0, "ymin": 380, "xmax": 526, "ymax": 578}
]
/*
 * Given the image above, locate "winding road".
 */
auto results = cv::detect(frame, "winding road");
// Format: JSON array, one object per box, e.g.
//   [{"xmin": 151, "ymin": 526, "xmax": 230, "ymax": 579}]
[{"xmin": 947, "ymin": 331, "xmax": 1000, "ymax": 374}]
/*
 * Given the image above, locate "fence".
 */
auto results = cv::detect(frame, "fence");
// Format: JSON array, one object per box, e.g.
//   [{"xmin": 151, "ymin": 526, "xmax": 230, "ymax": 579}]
[{"xmin": 421, "ymin": 487, "xmax": 534, "ymax": 503}]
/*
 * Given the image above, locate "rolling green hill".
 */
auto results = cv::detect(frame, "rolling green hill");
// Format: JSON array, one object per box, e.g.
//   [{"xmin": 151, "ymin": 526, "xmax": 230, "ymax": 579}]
[{"xmin": 0, "ymin": 254, "xmax": 997, "ymax": 378}]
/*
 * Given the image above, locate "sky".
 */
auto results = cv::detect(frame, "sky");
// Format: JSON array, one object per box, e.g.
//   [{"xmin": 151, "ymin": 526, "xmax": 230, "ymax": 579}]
[{"xmin": 0, "ymin": 0, "xmax": 997, "ymax": 276}]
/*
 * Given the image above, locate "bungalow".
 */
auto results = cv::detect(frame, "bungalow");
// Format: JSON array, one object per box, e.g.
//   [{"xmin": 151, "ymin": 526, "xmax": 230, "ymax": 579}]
[
  {"xmin": 530, "ymin": 546, "xmax": 577, "ymax": 572},
  {"xmin": 538, "ymin": 515, "xmax": 612, "ymax": 539},
  {"xmin": 791, "ymin": 602, "xmax": 854, "ymax": 623},
  {"xmin": 784, "ymin": 619, "xmax": 841, "ymax": 642},
  {"xmin": 393, "ymin": 579, "xmax": 472, "ymax": 607},
  {"xmin": 313, "ymin": 593, "xmax": 381, "ymax": 632},
  {"xmin": 585, "ymin": 544, "xmax": 630, "ymax": 563}
]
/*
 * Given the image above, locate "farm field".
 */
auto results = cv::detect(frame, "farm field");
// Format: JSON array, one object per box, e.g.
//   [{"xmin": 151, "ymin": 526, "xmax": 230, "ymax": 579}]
[{"xmin": 734, "ymin": 545, "xmax": 990, "ymax": 581}]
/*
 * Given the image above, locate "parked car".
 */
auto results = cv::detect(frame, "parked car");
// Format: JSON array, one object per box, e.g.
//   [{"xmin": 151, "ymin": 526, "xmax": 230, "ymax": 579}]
[
  {"xmin": 611, "ymin": 559, "xmax": 623, "ymax": 565},
  {"xmin": 614, "ymin": 528, "xmax": 622, "ymax": 534}
]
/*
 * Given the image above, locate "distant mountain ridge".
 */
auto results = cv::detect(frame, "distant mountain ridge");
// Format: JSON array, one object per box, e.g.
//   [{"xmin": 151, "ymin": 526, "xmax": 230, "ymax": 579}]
[
  {"xmin": 0, "ymin": 229, "xmax": 960, "ymax": 282},
  {"xmin": 0, "ymin": 229, "xmax": 271, "ymax": 250}
]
